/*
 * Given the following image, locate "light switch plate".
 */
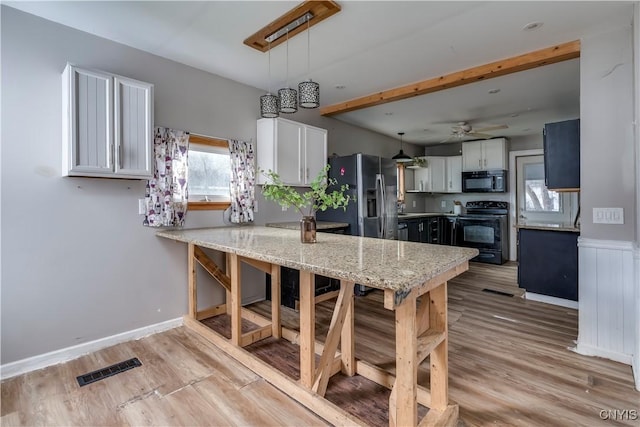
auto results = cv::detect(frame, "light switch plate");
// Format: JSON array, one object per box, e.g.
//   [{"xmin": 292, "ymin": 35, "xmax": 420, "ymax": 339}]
[
  {"xmin": 412, "ymin": 201, "xmax": 416, "ymax": 208},
  {"xmin": 593, "ymin": 207, "xmax": 624, "ymax": 224},
  {"xmin": 441, "ymin": 201, "xmax": 447, "ymax": 208}
]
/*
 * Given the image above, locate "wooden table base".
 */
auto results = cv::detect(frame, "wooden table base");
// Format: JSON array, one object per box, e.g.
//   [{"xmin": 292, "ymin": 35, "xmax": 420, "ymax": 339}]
[{"xmin": 185, "ymin": 243, "xmax": 460, "ymax": 427}]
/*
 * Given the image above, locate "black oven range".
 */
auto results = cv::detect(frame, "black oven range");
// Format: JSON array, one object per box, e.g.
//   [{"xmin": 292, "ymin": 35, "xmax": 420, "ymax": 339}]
[{"xmin": 455, "ymin": 201, "xmax": 509, "ymax": 265}]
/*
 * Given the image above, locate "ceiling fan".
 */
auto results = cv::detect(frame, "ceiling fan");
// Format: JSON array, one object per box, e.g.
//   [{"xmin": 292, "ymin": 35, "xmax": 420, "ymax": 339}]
[{"xmin": 440, "ymin": 121, "xmax": 508, "ymax": 143}]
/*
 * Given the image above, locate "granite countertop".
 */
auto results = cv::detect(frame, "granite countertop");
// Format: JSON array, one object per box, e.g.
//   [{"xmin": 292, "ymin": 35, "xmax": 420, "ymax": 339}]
[
  {"xmin": 157, "ymin": 226, "xmax": 477, "ymax": 294},
  {"xmin": 266, "ymin": 221, "xmax": 349, "ymax": 231},
  {"xmin": 517, "ymin": 222, "xmax": 580, "ymax": 233}
]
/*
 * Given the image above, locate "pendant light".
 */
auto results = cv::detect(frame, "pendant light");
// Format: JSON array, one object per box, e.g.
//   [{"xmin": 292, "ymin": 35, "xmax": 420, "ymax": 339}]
[
  {"xmin": 298, "ymin": 19, "xmax": 319, "ymax": 109},
  {"xmin": 260, "ymin": 40, "xmax": 279, "ymax": 118},
  {"xmin": 392, "ymin": 132, "xmax": 412, "ymax": 163},
  {"xmin": 278, "ymin": 29, "xmax": 298, "ymax": 114}
]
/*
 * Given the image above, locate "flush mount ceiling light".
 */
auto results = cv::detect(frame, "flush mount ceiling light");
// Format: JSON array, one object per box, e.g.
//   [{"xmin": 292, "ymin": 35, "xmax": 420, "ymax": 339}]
[
  {"xmin": 522, "ymin": 21, "xmax": 543, "ymax": 31},
  {"xmin": 244, "ymin": 1, "xmax": 341, "ymax": 52},
  {"xmin": 392, "ymin": 132, "xmax": 412, "ymax": 163}
]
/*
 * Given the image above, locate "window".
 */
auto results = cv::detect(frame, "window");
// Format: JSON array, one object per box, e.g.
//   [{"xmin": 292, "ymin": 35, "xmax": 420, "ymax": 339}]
[
  {"xmin": 523, "ymin": 163, "xmax": 561, "ymax": 213},
  {"xmin": 187, "ymin": 135, "xmax": 231, "ymax": 211},
  {"xmin": 516, "ymin": 155, "xmax": 578, "ymax": 225}
]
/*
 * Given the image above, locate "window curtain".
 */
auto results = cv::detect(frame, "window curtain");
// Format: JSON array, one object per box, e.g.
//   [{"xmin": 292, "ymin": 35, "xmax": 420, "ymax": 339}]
[
  {"xmin": 228, "ymin": 139, "xmax": 255, "ymax": 224},
  {"xmin": 143, "ymin": 127, "xmax": 189, "ymax": 227}
]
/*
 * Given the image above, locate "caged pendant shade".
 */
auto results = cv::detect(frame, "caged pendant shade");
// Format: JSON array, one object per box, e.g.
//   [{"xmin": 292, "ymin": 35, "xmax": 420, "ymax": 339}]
[{"xmin": 392, "ymin": 132, "xmax": 412, "ymax": 163}]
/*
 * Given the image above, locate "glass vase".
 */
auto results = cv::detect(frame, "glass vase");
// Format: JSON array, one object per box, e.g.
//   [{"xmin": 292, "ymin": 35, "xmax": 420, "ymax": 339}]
[{"xmin": 300, "ymin": 216, "xmax": 317, "ymax": 243}]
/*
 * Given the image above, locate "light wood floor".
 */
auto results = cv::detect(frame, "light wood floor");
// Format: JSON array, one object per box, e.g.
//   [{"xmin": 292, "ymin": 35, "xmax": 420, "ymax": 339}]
[{"xmin": 2, "ymin": 262, "xmax": 638, "ymax": 426}]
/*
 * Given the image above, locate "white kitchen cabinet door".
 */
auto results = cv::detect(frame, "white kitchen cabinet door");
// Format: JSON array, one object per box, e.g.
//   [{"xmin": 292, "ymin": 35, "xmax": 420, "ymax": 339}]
[
  {"xmin": 275, "ymin": 119, "xmax": 303, "ymax": 185},
  {"xmin": 482, "ymin": 139, "xmax": 507, "ymax": 170},
  {"xmin": 462, "ymin": 142, "xmax": 483, "ymax": 171},
  {"xmin": 63, "ymin": 65, "xmax": 113, "ymax": 175},
  {"xmin": 257, "ymin": 117, "xmax": 328, "ymax": 187},
  {"xmin": 62, "ymin": 64, "xmax": 154, "ymax": 179},
  {"xmin": 304, "ymin": 125, "xmax": 328, "ymax": 183},
  {"xmin": 114, "ymin": 76, "xmax": 154, "ymax": 177},
  {"xmin": 413, "ymin": 163, "xmax": 429, "ymax": 191},
  {"xmin": 428, "ymin": 156, "xmax": 447, "ymax": 192},
  {"xmin": 446, "ymin": 155, "xmax": 462, "ymax": 193},
  {"xmin": 462, "ymin": 139, "xmax": 507, "ymax": 171}
]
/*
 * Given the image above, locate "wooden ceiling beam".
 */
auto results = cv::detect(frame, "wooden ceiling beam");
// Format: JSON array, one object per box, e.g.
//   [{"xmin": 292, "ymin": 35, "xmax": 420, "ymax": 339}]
[{"xmin": 320, "ymin": 40, "xmax": 581, "ymax": 116}]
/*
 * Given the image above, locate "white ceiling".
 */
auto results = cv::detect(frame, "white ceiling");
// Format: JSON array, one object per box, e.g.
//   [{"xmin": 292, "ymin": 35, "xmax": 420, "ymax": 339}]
[{"xmin": 6, "ymin": 1, "xmax": 634, "ymax": 145}]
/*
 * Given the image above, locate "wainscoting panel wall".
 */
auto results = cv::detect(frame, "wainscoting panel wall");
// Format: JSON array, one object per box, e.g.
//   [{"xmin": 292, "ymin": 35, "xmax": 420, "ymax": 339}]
[{"xmin": 577, "ymin": 238, "xmax": 635, "ymax": 365}]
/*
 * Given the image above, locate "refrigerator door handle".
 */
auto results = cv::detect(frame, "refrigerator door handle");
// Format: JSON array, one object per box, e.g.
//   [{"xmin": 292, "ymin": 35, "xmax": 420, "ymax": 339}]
[
  {"xmin": 379, "ymin": 173, "xmax": 387, "ymax": 238},
  {"xmin": 376, "ymin": 174, "xmax": 384, "ymax": 237}
]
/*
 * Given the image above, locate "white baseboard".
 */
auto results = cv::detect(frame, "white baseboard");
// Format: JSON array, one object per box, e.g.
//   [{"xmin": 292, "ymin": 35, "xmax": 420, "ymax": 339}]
[
  {"xmin": 0, "ymin": 317, "xmax": 183, "ymax": 381},
  {"xmin": 574, "ymin": 342, "xmax": 633, "ymax": 365},
  {"xmin": 525, "ymin": 292, "xmax": 578, "ymax": 309}
]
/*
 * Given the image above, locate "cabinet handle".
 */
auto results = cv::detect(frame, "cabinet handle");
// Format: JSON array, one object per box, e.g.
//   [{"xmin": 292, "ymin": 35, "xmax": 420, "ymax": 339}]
[
  {"xmin": 478, "ymin": 159, "xmax": 481, "ymax": 168},
  {"xmin": 119, "ymin": 145, "xmax": 123, "ymax": 169},
  {"xmin": 300, "ymin": 168, "xmax": 303, "ymax": 181},
  {"xmin": 306, "ymin": 168, "xmax": 309, "ymax": 180}
]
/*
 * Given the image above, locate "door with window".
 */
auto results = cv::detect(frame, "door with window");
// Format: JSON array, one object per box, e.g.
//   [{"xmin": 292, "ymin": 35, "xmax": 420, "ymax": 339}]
[{"xmin": 516, "ymin": 155, "xmax": 576, "ymax": 225}]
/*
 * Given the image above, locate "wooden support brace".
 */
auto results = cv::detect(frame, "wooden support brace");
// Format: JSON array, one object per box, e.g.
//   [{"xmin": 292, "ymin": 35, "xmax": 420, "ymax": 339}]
[
  {"xmin": 240, "ymin": 256, "xmax": 272, "ymax": 275},
  {"xmin": 229, "ymin": 253, "xmax": 242, "ymax": 346},
  {"xmin": 196, "ymin": 304, "xmax": 227, "ymax": 321},
  {"xmin": 194, "ymin": 246, "xmax": 231, "ymax": 292},
  {"xmin": 392, "ymin": 295, "xmax": 418, "ymax": 426},
  {"xmin": 341, "ymin": 280, "xmax": 355, "ymax": 377},
  {"xmin": 429, "ymin": 283, "xmax": 449, "ymax": 411},
  {"xmin": 356, "ymin": 360, "xmax": 432, "ymax": 409},
  {"xmin": 270, "ymin": 264, "xmax": 281, "ymax": 339},
  {"xmin": 241, "ymin": 325, "xmax": 273, "ymax": 347},
  {"xmin": 418, "ymin": 404, "xmax": 459, "ymax": 427},
  {"xmin": 188, "ymin": 243, "xmax": 197, "ymax": 318},
  {"xmin": 312, "ymin": 281, "xmax": 354, "ymax": 396},
  {"xmin": 416, "ymin": 330, "xmax": 446, "ymax": 365},
  {"xmin": 299, "ymin": 270, "xmax": 315, "ymax": 388}
]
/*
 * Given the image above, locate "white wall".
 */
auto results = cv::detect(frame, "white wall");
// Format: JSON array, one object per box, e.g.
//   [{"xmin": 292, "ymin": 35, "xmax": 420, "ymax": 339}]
[
  {"xmin": 633, "ymin": 2, "xmax": 640, "ymax": 392},
  {"xmin": 0, "ymin": 6, "xmax": 415, "ymax": 365},
  {"xmin": 576, "ymin": 23, "xmax": 638, "ymax": 367}
]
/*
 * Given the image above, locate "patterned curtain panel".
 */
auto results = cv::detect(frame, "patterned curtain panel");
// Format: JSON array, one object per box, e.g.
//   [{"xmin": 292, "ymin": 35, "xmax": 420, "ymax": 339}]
[
  {"xmin": 143, "ymin": 127, "xmax": 189, "ymax": 227},
  {"xmin": 228, "ymin": 139, "xmax": 256, "ymax": 224}
]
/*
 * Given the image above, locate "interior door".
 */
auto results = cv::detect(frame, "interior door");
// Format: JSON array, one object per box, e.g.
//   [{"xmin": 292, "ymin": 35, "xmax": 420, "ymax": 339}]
[{"xmin": 516, "ymin": 155, "xmax": 575, "ymax": 225}]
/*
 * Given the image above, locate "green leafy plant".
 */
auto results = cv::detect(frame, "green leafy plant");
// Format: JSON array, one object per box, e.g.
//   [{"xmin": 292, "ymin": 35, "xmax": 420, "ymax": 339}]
[{"xmin": 261, "ymin": 165, "xmax": 353, "ymax": 217}]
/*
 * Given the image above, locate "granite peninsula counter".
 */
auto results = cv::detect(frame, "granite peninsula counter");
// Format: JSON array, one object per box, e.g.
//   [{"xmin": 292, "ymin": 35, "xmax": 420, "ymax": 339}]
[{"xmin": 157, "ymin": 226, "xmax": 478, "ymax": 426}]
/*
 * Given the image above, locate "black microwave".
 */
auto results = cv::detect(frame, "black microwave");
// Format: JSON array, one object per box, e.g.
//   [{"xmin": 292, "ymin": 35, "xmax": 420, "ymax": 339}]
[{"xmin": 462, "ymin": 170, "xmax": 507, "ymax": 193}]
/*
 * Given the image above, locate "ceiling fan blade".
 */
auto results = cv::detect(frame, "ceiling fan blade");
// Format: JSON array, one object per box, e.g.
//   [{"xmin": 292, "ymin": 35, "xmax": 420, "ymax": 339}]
[
  {"xmin": 468, "ymin": 132, "xmax": 498, "ymax": 139},
  {"xmin": 473, "ymin": 124, "xmax": 508, "ymax": 133},
  {"xmin": 439, "ymin": 135, "xmax": 457, "ymax": 143}
]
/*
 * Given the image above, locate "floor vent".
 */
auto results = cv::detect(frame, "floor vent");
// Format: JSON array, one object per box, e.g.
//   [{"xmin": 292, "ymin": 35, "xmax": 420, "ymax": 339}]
[
  {"xmin": 76, "ymin": 357, "xmax": 142, "ymax": 387},
  {"xmin": 482, "ymin": 288, "xmax": 514, "ymax": 297}
]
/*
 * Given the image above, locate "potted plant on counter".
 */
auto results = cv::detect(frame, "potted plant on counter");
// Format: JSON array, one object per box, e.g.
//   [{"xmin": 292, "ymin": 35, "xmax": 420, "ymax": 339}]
[{"xmin": 261, "ymin": 165, "xmax": 353, "ymax": 243}]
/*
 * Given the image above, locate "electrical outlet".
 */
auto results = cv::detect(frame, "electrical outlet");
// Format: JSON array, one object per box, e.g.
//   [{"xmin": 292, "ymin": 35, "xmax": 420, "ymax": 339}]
[
  {"xmin": 282, "ymin": 205, "xmax": 287, "ymax": 212},
  {"xmin": 138, "ymin": 199, "xmax": 146, "ymax": 215},
  {"xmin": 441, "ymin": 201, "xmax": 447, "ymax": 208},
  {"xmin": 592, "ymin": 207, "xmax": 624, "ymax": 224},
  {"xmin": 412, "ymin": 200, "xmax": 416, "ymax": 208}
]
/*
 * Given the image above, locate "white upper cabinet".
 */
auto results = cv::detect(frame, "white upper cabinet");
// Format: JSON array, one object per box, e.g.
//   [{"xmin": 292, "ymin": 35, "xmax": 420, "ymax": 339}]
[
  {"xmin": 462, "ymin": 138, "xmax": 507, "ymax": 171},
  {"xmin": 257, "ymin": 118, "xmax": 328, "ymax": 187},
  {"xmin": 62, "ymin": 64, "xmax": 154, "ymax": 179},
  {"xmin": 446, "ymin": 155, "xmax": 462, "ymax": 193}
]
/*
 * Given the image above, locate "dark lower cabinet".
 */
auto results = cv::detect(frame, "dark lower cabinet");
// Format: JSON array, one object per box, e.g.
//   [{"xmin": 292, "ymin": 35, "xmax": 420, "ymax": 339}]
[
  {"xmin": 268, "ymin": 226, "xmax": 344, "ymax": 309},
  {"xmin": 518, "ymin": 228, "xmax": 578, "ymax": 301},
  {"xmin": 402, "ymin": 217, "xmax": 446, "ymax": 244}
]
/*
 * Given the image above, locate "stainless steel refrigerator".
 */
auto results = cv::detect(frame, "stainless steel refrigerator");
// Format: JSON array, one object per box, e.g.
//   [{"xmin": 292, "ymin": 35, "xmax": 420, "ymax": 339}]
[
  {"xmin": 318, "ymin": 153, "xmax": 398, "ymax": 239},
  {"xmin": 317, "ymin": 154, "xmax": 398, "ymax": 294}
]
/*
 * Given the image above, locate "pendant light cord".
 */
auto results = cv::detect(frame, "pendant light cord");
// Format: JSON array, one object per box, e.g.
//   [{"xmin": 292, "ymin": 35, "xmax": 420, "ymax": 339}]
[
  {"xmin": 285, "ymin": 29, "xmax": 290, "ymax": 88},
  {"xmin": 307, "ymin": 19, "xmax": 310, "ymax": 79},
  {"xmin": 267, "ymin": 40, "xmax": 272, "ymax": 94}
]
